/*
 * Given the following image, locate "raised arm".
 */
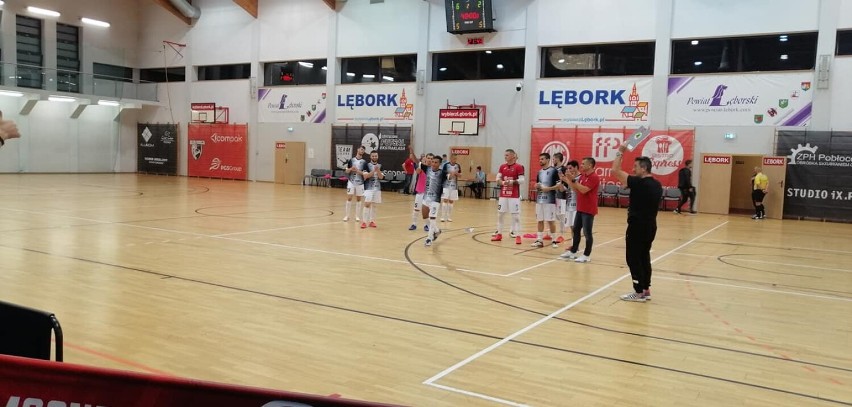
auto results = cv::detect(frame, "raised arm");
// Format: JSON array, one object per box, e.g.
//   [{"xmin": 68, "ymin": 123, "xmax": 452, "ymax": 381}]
[{"xmin": 611, "ymin": 143, "xmax": 629, "ymax": 185}]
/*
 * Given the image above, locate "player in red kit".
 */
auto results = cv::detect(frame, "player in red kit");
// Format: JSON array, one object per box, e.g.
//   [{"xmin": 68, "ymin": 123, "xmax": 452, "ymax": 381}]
[{"xmin": 492, "ymin": 149, "xmax": 525, "ymax": 245}]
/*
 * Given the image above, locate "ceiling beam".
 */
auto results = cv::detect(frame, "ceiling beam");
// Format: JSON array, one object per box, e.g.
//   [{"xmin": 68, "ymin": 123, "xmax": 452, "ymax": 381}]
[
  {"xmin": 322, "ymin": 0, "xmax": 335, "ymax": 11},
  {"xmin": 232, "ymin": 0, "xmax": 258, "ymax": 18},
  {"xmin": 152, "ymin": 0, "xmax": 192, "ymax": 25}
]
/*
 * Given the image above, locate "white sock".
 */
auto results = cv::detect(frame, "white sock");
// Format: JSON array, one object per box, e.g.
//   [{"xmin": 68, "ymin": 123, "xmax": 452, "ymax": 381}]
[
  {"xmin": 429, "ymin": 218, "xmax": 437, "ymax": 240},
  {"xmin": 362, "ymin": 205, "xmax": 370, "ymax": 222},
  {"xmin": 411, "ymin": 206, "xmax": 419, "ymax": 225},
  {"xmin": 345, "ymin": 201, "xmax": 351, "ymax": 217},
  {"xmin": 371, "ymin": 206, "xmax": 377, "ymax": 222},
  {"xmin": 557, "ymin": 214, "xmax": 565, "ymax": 234},
  {"xmin": 537, "ymin": 231, "xmax": 543, "ymax": 240},
  {"xmin": 497, "ymin": 212, "xmax": 505, "ymax": 233},
  {"xmin": 448, "ymin": 203, "xmax": 454, "ymax": 219},
  {"xmin": 355, "ymin": 201, "xmax": 362, "ymax": 218},
  {"xmin": 512, "ymin": 213, "xmax": 521, "ymax": 234}
]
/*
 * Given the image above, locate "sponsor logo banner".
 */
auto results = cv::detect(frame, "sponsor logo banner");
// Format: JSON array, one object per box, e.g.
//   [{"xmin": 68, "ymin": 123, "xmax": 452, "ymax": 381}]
[
  {"xmin": 704, "ymin": 155, "xmax": 731, "ymax": 165},
  {"xmin": 257, "ymin": 86, "xmax": 327, "ymax": 123},
  {"xmin": 777, "ymin": 131, "xmax": 852, "ymax": 221},
  {"xmin": 335, "ymin": 84, "xmax": 415, "ymax": 123},
  {"xmin": 188, "ymin": 124, "xmax": 248, "ymax": 180},
  {"xmin": 0, "ymin": 354, "xmax": 382, "ymax": 407},
  {"xmin": 535, "ymin": 78, "xmax": 652, "ymax": 125},
  {"xmin": 331, "ymin": 125, "xmax": 411, "ymax": 181},
  {"xmin": 668, "ymin": 73, "xmax": 813, "ymax": 126},
  {"xmin": 137, "ymin": 123, "xmax": 178, "ymax": 175},
  {"xmin": 530, "ymin": 127, "xmax": 694, "ymax": 189}
]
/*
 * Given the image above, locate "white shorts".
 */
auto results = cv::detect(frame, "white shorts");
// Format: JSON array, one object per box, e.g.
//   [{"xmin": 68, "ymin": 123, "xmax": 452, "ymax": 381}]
[
  {"xmin": 536, "ymin": 203, "xmax": 557, "ymax": 221},
  {"xmin": 441, "ymin": 187, "xmax": 459, "ymax": 201},
  {"xmin": 497, "ymin": 197, "xmax": 521, "ymax": 214},
  {"xmin": 413, "ymin": 193, "xmax": 424, "ymax": 211},
  {"xmin": 424, "ymin": 200, "xmax": 441, "ymax": 218},
  {"xmin": 556, "ymin": 199, "xmax": 567, "ymax": 214},
  {"xmin": 346, "ymin": 182, "xmax": 365, "ymax": 196},
  {"xmin": 364, "ymin": 189, "xmax": 382, "ymax": 203},
  {"xmin": 565, "ymin": 210, "xmax": 577, "ymax": 227}
]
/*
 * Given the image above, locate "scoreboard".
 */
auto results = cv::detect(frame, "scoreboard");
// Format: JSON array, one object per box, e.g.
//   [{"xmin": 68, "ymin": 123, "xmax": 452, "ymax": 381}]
[{"xmin": 445, "ymin": 0, "xmax": 495, "ymax": 34}]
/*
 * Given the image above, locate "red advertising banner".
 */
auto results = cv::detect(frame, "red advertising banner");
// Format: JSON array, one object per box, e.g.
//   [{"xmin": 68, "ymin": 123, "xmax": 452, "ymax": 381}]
[
  {"xmin": 530, "ymin": 127, "xmax": 695, "ymax": 189},
  {"xmin": 188, "ymin": 124, "xmax": 248, "ymax": 180},
  {"xmin": 704, "ymin": 155, "xmax": 732, "ymax": 165},
  {"xmin": 0, "ymin": 354, "xmax": 398, "ymax": 407},
  {"xmin": 762, "ymin": 156, "xmax": 786, "ymax": 166}
]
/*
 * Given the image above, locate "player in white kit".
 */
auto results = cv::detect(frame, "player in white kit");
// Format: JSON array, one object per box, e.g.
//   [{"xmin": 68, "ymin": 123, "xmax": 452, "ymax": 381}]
[
  {"xmin": 441, "ymin": 154, "xmax": 461, "ymax": 222},
  {"xmin": 343, "ymin": 146, "xmax": 367, "ymax": 222},
  {"xmin": 360, "ymin": 151, "xmax": 383, "ymax": 229}
]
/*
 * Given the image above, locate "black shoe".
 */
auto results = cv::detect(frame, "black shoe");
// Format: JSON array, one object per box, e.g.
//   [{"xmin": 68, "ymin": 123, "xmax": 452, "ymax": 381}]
[{"xmin": 673, "ymin": 209, "xmax": 681, "ymax": 214}]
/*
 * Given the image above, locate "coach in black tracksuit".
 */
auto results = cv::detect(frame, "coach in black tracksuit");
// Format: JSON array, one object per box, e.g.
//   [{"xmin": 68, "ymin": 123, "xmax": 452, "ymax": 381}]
[
  {"xmin": 611, "ymin": 143, "xmax": 663, "ymax": 302},
  {"xmin": 675, "ymin": 159, "xmax": 696, "ymax": 214}
]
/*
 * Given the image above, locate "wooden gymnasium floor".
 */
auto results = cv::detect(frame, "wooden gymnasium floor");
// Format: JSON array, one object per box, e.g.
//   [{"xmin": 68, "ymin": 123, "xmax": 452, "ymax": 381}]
[{"xmin": 1, "ymin": 174, "xmax": 851, "ymax": 406}]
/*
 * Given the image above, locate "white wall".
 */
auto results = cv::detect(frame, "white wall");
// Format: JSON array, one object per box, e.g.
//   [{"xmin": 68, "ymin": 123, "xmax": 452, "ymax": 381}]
[
  {"xmin": 537, "ymin": 0, "xmax": 656, "ymax": 45},
  {"xmin": 256, "ymin": 123, "xmax": 332, "ymax": 182},
  {"xmin": 337, "ymin": 0, "xmax": 423, "ymax": 57},
  {"xmin": 830, "ymin": 58, "xmax": 852, "ymax": 130},
  {"xmin": 189, "ymin": 0, "xmax": 256, "ymax": 67},
  {"xmin": 258, "ymin": 0, "xmax": 330, "ymax": 63},
  {"xmin": 672, "ymin": 0, "xmax": 819, "ymax": 38},
  {"xmin": 839, "ymin": 0, "xmax": 852, "ymax": 29}
]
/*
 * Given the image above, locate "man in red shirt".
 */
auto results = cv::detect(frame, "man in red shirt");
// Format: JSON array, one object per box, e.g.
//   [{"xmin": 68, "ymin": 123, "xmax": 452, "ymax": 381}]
[
  {"xmin": 563, "ymin": 157, "xmax": 600, "ymax": 262},
  {"xmin": 491, "ymin": 149, "xmax": 525, "ymax": 245},
  {"xmin": 402, "ymin": 155, "xmax": 415, "ymax": 195}
]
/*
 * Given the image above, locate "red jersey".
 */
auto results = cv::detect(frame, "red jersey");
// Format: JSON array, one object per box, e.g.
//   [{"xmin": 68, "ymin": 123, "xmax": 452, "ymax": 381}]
[
  {"xmin": 576, "ymin": 171, "xmax": 600, "ymax": 215},
  {"xmin": 498, "ymin": 163, "xmax": 525, "ymax": 198}
]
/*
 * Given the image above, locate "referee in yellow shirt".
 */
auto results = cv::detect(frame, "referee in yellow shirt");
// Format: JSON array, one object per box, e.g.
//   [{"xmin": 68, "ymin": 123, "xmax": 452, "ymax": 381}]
[{"xmin": 751, "ymin": 166, "xmax": 769, "ymax": 219}]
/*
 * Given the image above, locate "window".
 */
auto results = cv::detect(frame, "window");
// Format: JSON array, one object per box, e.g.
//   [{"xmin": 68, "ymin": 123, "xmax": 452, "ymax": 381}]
[
  {"xmin": 16, "ymin": 15, "xmax": 43, "ymax": 89},
  {"xmin": 541, "ymin": 42, "xmax": 654, "ymax": 78},
  {"xmin": 672, "ymin": 32, "xmax": 817, "ymax": 74},
  {"xmin": 433, "ymin": 48, "xmax": 524, "ymax": 81},
  {"xmin": 340, "ymin": 54, "xmax": 416, "ymax": 83},
  {"xmin": 140, "ymin": 67, "xmax": 185, "ymax": 83},
  {"xmin": 838, "ymin": 30, "xmax": 852, "ymax": 56},
  {"xmin": 94, "ymin": 63, "xmax": 133, "ymax": 83},
  {"xmin": 56, "ymin": 23, "xmax": 80, "ymax": 92},
  {"xmin": 197, "ymin": 63, "xmax": 250, "ymax": 81},
  {"xmin": 263, "ymin": 59, "xmax": 327, "ymax": 86}
]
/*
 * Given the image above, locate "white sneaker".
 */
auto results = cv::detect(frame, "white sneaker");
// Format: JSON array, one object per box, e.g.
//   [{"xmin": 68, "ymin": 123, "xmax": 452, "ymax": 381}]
[
  {"xmin": 530, "ymin": 240, "xmax": 544, "ymax": 248},
  {"xmin": 342, "ymin": 216, "xmax": 349, "ymax": 222},
  {"xmin": 355, "ymin": 216, "xmax": 361, "ymax": 222},
  {"xmin": 510, "ymin": 231, "xmax": 519, "ymax": 238},
  {"xmin": 492, "ymin": 230, "xmax": 500, "ymax": 236},
  {"xmin": 574, "ymin": 255, "xmax": 591, "ymax": 263},
  {"xmin": 424, "ymin": 239, "xmax": 432, "ymax": 247},
  {"xmin": 620, "ymin": 292, "xmax": 646, "ymax": 302},
  {"xmin": 441, "ymin": 218, "xmax": 447, "ymax": 222},
  {"xmin": 551, "ymin": 242, "xmax": 559, "ymax": 248},
  {"xmin": 447, "ymin": 218, "xmax": 453, "ymax": 222},
  {"xmin": 558, "ymin": 251, "xmax": 578, "ymax": 260}
]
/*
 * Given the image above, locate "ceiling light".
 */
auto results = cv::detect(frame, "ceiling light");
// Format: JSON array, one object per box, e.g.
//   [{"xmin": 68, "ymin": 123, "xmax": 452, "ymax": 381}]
[
  {"xmin": 321, "ymin": 66, "xmax": 328, "ymax": 71},
  {"xmin": 691, "ymin": 40, "xmax": 699, "ymax": 45},
  {"xmin": 81, "ymin": 17, "xmax": 110, "ymax": 27},
  {"xmin": 297, "ymin": 61, "xmax": 313, "ymax": 68},
  {"xmin": 694, "ymin": 61, "xmax": 703, "ymax": 66},
  {"xmin": 363, "ymin": 74, "xmax": 375, "ymax": 79},
  {"xmin": 27, "ymin": 6, "xmax": 60, "ymax": 17},
  {"xmin": 49, "ymin": 96, "xmax": 76, "ymax": 102},
  {"xmin": 485, "ymin": 50, "xmax": 492, "ymax": 54},
  {"xmin": 496, "ymin": 64, "xmax": 504, "ymax": 69},
  {"xmin": 557, "ymin": 58, "xmax": 565, "ymax": 63},
  {"xmin": 346, "ymin": 72, "xmax": 355, "ymax": 77},
  {"xmin": 382, "ymin": 76, "xmax": 394, "ymax": 81},
  {"xmin": 439, "ymin": 67, "xmax": 447, "ymax": 72},
  {"xmin": 779, "ymin": 35, "xmax": 788, "ymax": 42},
  {"xmin": 0, "ymin": 1, "xmax": 5, "ymax": 6},
  {"xmin": 780, "ymin": 54, "xmax": 788, "ymax": 60},
  {"xmin": 98, "ymin": 100, "xmax": 120, "ymax": 106},
  {"xmin": 0, "ymin": 90, "xmax": 24, "ymax": 97}
]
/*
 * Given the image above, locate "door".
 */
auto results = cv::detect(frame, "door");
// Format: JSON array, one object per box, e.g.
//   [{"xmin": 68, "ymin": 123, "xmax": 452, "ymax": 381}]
[
  {"xmin": 730, "ymin": 155, "xmax": 763, "ymax": 214},
  {"xmin": 760, "ymin": 156, "xmax": 787, "ymax": 219},
  {"xmin": 451, "ymin": 146, "xmax": 492, "ymax": 177},
  {"xmin": 274, "ymin": 141, "xmax": 306, "ymax": 185},
  {"xmin": 698, "ymin": 153, "xmax": 733, "ymax": 215}
]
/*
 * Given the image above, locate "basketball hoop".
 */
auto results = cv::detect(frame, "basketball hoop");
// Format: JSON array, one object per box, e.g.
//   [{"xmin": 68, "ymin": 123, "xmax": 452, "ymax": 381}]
[{"xmin": 163, "ymin": 40, "xmax": 187, "ymax": 58}]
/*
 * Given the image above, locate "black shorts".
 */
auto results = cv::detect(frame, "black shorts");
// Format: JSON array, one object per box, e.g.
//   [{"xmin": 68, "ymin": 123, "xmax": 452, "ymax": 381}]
[{"xmin": 752, "ymin": 190, "xmax": 765, "ymax": 202}]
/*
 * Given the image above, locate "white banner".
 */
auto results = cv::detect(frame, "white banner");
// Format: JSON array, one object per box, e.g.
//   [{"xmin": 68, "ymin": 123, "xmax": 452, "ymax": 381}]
[
  {"xmin": 667, "ymin": 73, "xmax": 814, "ymax": 126},
  {"xmin": 334, "ymin": 84, "xmax": 416, "ymax": 123},
  {"xmin": 257, "ymin": 87, "xmax": 327, "ymax": 123},
  {"xmin": 535, "ymin": 78, "xmax": 653, "ymax": 125}
]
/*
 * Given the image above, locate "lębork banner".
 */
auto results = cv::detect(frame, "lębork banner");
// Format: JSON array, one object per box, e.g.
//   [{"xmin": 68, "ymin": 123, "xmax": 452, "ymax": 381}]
[
  {"xmin": 137, "ymin": 123, "xmax": 178, "ymax": 175},
  {"xmin": 777, "ymin": 131, "xmax": 852, "ymax": 222}
]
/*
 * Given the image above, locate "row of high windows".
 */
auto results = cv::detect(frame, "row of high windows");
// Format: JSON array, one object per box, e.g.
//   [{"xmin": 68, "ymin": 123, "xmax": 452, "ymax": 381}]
[{"xmin": 4, "ymin": 17, "xmax": 852, "ymax": 88}]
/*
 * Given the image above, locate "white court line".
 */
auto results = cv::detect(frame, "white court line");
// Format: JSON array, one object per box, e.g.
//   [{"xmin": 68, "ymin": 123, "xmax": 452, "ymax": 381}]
[
  {"xmin": 213, "ymin": 214, "xmax": 410, "ymax": 237},
  {"xmin": 426, "ymin": 383, "xmax": 528, "ymax": 407},
  {"xmin": 701, "ymin": 239, "xmax": 852, "ymax": 255},
  {"xmin": 672, "ymin": 252, "xmax": 852, "ymax": 273},
  {"xmin": 655, "ymin": 276, "xmax": 852, "ymax": 303},
  {"xmin": 422, "ymin": 221, "xmax": 729, "ymax": 406}
]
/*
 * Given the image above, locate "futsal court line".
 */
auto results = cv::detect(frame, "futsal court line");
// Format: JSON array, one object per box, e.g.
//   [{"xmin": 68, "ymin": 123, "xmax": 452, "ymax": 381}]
[
  {"xmin": 656, "ymin": 276, "xmax": 852, "ymax": 303},
  {"xmin": 672, "ymin": 252, "xmax": 852, "ymax": 275},
  {"xmin": 701, "ymin": 239, "xmax": 852, "ymax": 255},
  {"xmin": 422, "ymin": 221, "xmax": 729, "ymax": 406},
  {"xmin": 213, "ymin": 214, "xmax": 411, "ymax": 237}
]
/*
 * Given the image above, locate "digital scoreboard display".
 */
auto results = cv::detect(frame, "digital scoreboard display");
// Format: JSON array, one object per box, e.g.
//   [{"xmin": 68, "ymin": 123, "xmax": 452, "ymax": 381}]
[{"xmin": 445, "ymin": 0, "xmax": 495, "ymax": 34}]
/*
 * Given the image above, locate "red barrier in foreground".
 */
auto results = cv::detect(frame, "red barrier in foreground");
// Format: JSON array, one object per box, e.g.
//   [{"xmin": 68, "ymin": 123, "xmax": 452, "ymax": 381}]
[{"xmin": 0, "ymin": 354, "xmax": 402, "ymax": 407}]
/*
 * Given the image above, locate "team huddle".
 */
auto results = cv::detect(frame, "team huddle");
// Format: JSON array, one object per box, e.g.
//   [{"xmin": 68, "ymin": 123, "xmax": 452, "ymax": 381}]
[{"xmin": 340, "ymin": 144, "xmax": 663, "ymax": 303}]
